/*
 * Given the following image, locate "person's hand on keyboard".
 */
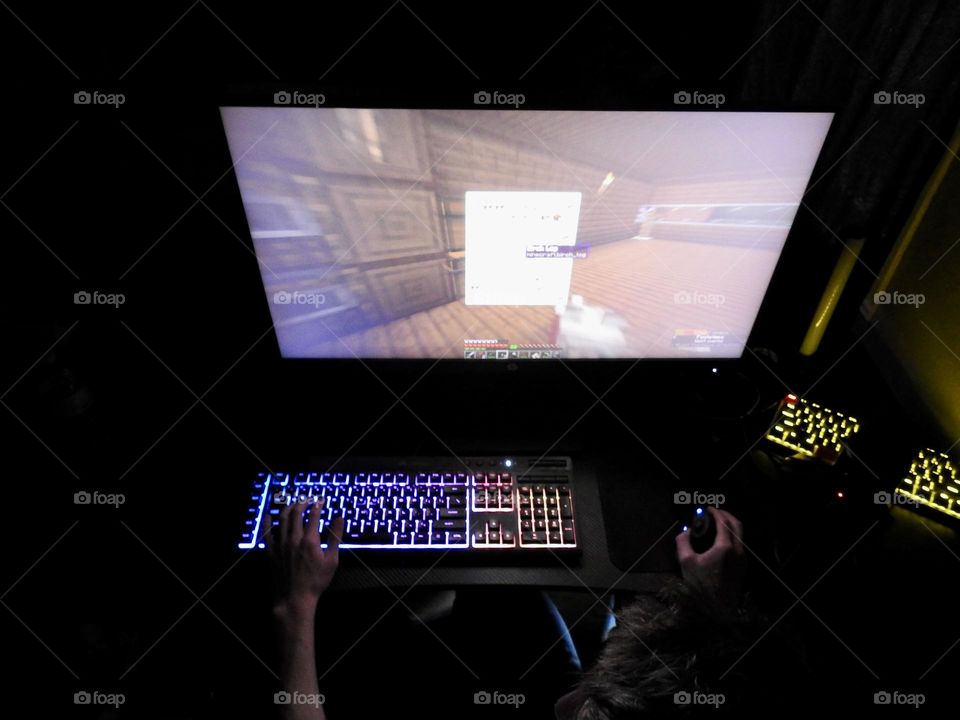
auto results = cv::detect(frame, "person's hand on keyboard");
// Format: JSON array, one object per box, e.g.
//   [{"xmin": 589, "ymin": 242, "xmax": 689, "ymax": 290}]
[
  {"xmin": 269, "ymin": 499, "xmax": 344, "ymax": 614},
  {"xmin": 268, "ymin": 499, "xmax": 344, "ymax": 720},
  {"xmin": 675, "ymin": 507, "xmax": 746, "ymax": 606}
]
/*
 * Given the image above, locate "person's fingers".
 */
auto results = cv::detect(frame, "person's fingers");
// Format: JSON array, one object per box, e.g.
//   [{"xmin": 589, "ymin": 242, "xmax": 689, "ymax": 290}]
[
  {"xmin": 717, "ymin": 509, "xmax": 745, "ymax": 554},
  {"xmin": 675, "ymin": 528, "xmax": 696, "ymax": 564},
  {"xmin": 280, "ymin": 501, "xmax": 297, "ymax": 547},
  {"xmin": 303, "ymin": 500, "xmax": 324, "ymax": 545},
  {"xmin": 289, "ymin": 501, "xmax": 307, "ymax": 545},
  {"xmin": 708, "ymin": 506, "xmax": 732, "ymax": 550},
  {"xmin": 325, "ymin": 515, "xmax": 345, "ymax": 564}
]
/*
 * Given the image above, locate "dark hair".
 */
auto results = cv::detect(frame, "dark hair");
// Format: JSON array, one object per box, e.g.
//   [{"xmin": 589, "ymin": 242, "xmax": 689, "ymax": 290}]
[{"xmin": 575, "ymin": 581, "xmax": 813, "ymax": 718}]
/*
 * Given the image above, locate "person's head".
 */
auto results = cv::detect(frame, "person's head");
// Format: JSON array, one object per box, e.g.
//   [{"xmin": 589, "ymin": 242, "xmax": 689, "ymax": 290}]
[{"xmin": 575, "ymin": 581, "xmax": 813, "ymax": 718}]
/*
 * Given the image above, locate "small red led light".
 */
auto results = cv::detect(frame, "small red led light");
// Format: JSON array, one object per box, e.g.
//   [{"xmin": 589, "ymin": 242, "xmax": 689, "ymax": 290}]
[{"xmin": 837, "ymin": 491, "xmax": 844, "ymax": 498}]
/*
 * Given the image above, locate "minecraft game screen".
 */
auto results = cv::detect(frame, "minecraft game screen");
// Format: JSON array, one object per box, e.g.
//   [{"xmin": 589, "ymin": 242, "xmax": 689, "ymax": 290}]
[{"xmin": 220, "ymin": 108, "xmax": 832, "ymax": 359}]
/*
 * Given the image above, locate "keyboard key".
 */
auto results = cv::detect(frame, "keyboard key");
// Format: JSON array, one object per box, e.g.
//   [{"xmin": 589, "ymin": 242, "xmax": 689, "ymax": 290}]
[
  {"xmin": 436, "ymin": 519, "xmax": 466, "ymax": 531},
  {"xmin": 522, "ymin": 531, "xmax": 545, "ymax": 544},
  {"xmin": 361, "ymin": 532, "xmax": 394, "ymax": 545}
]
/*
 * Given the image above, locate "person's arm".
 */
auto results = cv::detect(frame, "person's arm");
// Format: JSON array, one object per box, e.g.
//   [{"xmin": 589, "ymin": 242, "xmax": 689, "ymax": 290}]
[{"xmin": 268, "ymin": 500, "xmax": 344, "ymax": 720}]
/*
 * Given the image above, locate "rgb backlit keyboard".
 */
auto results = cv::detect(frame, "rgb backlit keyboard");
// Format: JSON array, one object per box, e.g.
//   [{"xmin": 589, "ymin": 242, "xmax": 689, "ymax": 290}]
[
  {"xmin": 238, "ymin": 457, "xmax": 579, "ymax": 553},
  {"xmin": 896, "ymin": 449, "xmax": 960, "ymax": 520},
  {"xmin": 766, "ymin": 394, "xmax": 860, "ymax": 464}
]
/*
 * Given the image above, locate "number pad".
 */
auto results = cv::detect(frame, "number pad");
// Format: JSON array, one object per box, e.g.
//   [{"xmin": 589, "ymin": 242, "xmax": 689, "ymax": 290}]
[{"xmin": 518, "ymin": 484, "xmax": 576, "ymax": 547}]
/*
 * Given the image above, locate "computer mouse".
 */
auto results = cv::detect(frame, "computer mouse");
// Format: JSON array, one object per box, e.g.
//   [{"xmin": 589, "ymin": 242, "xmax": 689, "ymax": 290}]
[{"xmin": 686, "ymin": 506, "xmax": 716, "ymax": 553}]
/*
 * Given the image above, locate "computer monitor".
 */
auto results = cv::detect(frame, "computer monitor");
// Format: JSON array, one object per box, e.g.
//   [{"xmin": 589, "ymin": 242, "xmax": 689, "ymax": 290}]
[{"xmin": 219, "ymin": 108, "xmax": 832, "ymax": 360}]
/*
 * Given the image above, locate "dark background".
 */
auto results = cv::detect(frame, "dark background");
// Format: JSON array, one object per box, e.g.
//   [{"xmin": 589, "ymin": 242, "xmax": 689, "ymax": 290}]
[{"xmin": 3, "ymin": 1, "xmax": 960, "ymax": 717}]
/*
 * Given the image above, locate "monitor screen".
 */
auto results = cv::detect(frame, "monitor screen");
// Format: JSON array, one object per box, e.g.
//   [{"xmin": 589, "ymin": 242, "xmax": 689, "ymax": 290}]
[{"xmin": 220, "ymin": 108, "xmax": 832, "ymax": 359}]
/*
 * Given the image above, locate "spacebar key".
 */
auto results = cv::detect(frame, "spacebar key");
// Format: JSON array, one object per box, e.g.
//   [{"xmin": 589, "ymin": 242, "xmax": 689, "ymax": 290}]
[{"xmin": 349, "ymin": 532, "xmax": 394, "ymax": 545}]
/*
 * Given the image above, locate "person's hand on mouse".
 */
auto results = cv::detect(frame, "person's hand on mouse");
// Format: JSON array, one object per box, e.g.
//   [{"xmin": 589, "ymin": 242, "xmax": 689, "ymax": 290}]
[
  {"xmin": 675, "ymin": 507, "xmax": 746, "ymax": 606},
  {"xmin": 267, "ymin": 499, "xmax": 345, "ymax": 621}
]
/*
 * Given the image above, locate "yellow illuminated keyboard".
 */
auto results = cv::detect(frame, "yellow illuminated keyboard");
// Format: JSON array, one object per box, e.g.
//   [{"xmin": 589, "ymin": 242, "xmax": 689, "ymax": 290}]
[
  {"xmin": 896, "ymin": 449, "xmax": 960, "ymax": 520},
  {"xmin": 765, "ymin": 394, "xmax": 860, "ymax": 464}
]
